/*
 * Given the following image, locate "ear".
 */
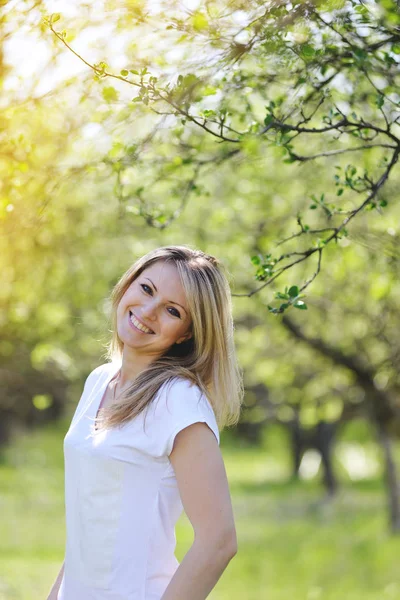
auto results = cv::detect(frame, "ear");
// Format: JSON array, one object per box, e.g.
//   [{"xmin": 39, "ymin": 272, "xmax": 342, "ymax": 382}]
[{"xmin": 176, "ymin": 331, "xmax": 193, "ymax": 345}]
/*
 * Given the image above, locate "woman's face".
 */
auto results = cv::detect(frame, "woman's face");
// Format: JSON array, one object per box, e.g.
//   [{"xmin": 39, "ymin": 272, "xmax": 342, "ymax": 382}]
[{"xmin": 116, "ymin": 260, "xmax": 192, "ymax": 357}]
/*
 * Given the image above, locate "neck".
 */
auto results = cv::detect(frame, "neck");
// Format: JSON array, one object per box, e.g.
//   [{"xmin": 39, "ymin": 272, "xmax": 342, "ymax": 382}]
[{"xmin": 118, "ymin": 348, "xmax": 158, "ymax": 388}]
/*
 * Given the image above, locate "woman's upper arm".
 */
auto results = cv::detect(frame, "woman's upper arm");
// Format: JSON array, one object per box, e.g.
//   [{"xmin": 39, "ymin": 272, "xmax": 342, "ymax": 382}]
[{"xmin": 169, "ymin": 422, "xmax": 237, "ymax": 554}]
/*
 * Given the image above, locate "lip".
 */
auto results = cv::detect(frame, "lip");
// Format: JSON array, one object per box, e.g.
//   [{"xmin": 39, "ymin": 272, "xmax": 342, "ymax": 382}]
[{"xmin": 128, "ymin": 310, "xmax": 155, "ymax": 334}]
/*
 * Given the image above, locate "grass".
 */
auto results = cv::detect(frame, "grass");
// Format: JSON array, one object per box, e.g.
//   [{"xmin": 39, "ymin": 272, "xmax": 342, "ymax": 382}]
[{"xmin": 0, "ymin": 418, "xmax": 399, "ymax": 600}]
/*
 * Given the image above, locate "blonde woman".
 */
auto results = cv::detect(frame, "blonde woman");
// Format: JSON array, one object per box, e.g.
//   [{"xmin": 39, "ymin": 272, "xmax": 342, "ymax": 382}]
[{"xmin": 47, "ymin": 245, "xmax": 243, "ymax": 600}]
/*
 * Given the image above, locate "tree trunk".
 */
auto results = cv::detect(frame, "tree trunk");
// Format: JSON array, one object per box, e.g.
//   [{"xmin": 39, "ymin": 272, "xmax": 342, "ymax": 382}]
[
  {"xmin": 377, "ymin": 424, "xmax": 400, "ymax": 534},
  {"xmin": 288, "ymin": 416, "xmax": 338, "ymax": 495},
  {"xmin": 281, "ymin": 315, "xmax": 400, "ymax": 533}
]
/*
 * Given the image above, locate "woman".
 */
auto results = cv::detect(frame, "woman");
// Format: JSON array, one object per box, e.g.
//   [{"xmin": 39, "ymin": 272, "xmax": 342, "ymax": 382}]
[{"xmin": 47, "ymin": 245, "xmax": 243, "ymax": 600}]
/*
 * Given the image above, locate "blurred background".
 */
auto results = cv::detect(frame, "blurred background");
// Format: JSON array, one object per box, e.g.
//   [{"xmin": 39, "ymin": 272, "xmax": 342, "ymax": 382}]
[{"xmin": 1, "ymin": 1, "xmax": 400, "ymax": 598}]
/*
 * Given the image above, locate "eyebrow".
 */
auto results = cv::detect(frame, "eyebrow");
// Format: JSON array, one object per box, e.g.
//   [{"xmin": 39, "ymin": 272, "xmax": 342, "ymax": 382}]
[{"xmin": 144, "ymin": 277, "xmax": 188, "ymax": 315}]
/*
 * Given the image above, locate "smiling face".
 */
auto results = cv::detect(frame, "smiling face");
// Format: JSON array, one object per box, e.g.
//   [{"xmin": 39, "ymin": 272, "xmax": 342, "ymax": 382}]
[{"xmin": 116, "ymin": 260, "xmax": 193, "ymax": 359}]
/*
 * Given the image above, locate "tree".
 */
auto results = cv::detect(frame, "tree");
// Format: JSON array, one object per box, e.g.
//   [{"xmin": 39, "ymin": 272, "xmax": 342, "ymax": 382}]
[
  {"xmin": 46, "ymin": 0, "xmax": 400, "ymax": 311},
  {"xmin": 43, "ymin": 1, "xmax": 400, "ymax": 531},
  {"xmin": 1, "ymin": 0, "xmax": 399, "ymax": 535}
]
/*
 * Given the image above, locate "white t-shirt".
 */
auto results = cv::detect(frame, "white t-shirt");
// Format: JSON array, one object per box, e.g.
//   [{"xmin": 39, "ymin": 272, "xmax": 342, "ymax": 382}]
[{"xmin": 58, "ymin": 361, "xmax": 220, "ymax": 600}]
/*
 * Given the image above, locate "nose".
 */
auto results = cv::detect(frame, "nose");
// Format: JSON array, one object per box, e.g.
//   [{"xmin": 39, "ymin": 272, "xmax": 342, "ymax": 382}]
[{"xmin": 140, "ymin": 298, "xmax": 158, "ymax": 321}]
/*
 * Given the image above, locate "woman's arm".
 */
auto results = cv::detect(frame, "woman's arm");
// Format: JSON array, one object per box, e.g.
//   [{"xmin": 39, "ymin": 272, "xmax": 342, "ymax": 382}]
[
  {"xmin": 46, "ymin": 561, "xmax": 65, "ymax": 600},
  {"xmin": 162, "ymin": 422, "xmax": 237, "ymax": 600}
]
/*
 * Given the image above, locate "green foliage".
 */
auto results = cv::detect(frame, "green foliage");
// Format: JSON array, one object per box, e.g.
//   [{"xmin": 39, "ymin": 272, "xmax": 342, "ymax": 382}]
[
  {"xmin": 267, "ymin": 286, "xmax": 308, "ymax": 314},
  {"xmin": 2, "ymin": 1, "xmax": 400, "ymax": 526},
  {"xmin": 252, "ymin": 254, "xmax": 278, "ymax": 281},
  {"xmin": 42, "ymin": 0, "xmax": 400, "ymax": 307}
]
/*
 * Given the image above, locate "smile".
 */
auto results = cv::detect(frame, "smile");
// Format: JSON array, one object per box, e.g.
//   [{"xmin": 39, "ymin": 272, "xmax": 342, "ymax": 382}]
[{"xmin": 129, "ymin": 311, "xmax": 155, "ymax": 334}]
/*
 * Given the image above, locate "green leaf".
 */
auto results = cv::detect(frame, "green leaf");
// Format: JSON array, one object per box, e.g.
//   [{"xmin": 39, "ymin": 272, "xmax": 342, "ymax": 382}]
[
  {"xmin": 348, "ymin": 166, "xmax": 357, "ymax": 176},
  {"xmin": 51, "ymin": 13, "xmax": 61, "ymax": 23},
  {"xmin": 202, "ymin": 86, "xmax": 217, "ymax": 96},
  {"xmin": 337, "ymin": 188, "xmax": 344, "ymax": 196},
  {"xmin": 294, "ymin": 301, "xmax": 307, "ymax": 310},
  {"xmin": 264, "ymin": 113, "xmax": 273, "ymax": 126},
  {"xmin": 126, "ymin": 144, "xmax": 137, "ymax": 155},
  {"xmin": 102, "ymin": 86, "xmax": 119, "ymax": 103},
  {"xmin": 379, "ymin": 199, "xmax": 388, "ymax": 207},
  {"xmin": 120, "ymin": 69, "xmax": 129, "ymax": 77},
  {"xmin": 288, "ymin": 286, "xmax": 299, "ymax": 298},
  {"xmin": 300, "ymin": 44, "xmax": 316, "ymax": 59},
  {"xmin": 295, "ymin": 76, "xmax": 307, "ymax": 87},
  {"xmin": 191, "ymin": 12, "xmax": 208, "ymax": 31},
  {"xmin": 352, "ymin": 48, "xmax": 367, "ymax": 61},
  {"xmin": 251, "ymin": 256, "xmax": 261, "ymax": 266}
]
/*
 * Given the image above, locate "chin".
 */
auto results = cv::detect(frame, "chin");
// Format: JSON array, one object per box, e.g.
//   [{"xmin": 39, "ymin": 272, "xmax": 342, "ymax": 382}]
[{"xmin": 117, "ymin": 325, "xmax": 142, "ymax": 346}]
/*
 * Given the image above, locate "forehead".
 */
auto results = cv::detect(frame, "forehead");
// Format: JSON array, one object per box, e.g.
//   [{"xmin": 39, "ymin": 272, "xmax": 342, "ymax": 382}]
[{"xmin": 139, "ymin": 261, "xmax": 188, "ymax": 305}]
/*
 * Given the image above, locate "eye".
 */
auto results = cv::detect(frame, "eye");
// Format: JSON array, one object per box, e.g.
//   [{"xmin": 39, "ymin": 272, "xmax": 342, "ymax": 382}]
[
  {"xmin": 167, "ymin": 307, "xmax": 181, "ymax": 319},
  {"xmin": 140, "ymin": 283, "xmax": 153, "ymax": 295}
]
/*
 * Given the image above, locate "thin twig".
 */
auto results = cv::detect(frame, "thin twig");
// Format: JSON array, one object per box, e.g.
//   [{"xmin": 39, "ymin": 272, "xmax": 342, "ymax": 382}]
[{"xmin": 289, "ymin": 144, "xmax": 396, "ymax": 162}]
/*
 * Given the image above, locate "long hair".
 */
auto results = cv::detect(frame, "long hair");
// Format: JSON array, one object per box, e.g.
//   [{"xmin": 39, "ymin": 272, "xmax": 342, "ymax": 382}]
[{"xmin": 98, "ymin": 246, "xmax": 243, "ymax": 431}]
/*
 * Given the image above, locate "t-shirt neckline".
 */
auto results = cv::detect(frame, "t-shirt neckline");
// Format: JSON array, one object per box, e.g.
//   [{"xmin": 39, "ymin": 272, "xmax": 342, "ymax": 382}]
[{"xmin": 94, "ymin": 363, "xmax": 122, "ymax": 431}]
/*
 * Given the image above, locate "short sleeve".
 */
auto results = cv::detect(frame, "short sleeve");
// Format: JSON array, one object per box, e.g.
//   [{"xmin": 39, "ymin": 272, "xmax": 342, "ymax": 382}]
[{"xmin": 148, "ymin": 378, "xmax": 220, "ymax": 458}]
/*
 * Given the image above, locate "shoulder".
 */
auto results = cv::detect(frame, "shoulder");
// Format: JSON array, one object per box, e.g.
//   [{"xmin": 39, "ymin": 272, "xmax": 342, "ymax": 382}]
[
  {"xmin": 156, "ymin": 377, "xmax": 219, "ymax": 435},
  {"xmin": 164, "ymin": 376, "xmax": 201, "ymax": 398},
  {"xmin": 162, "ymin": 377, "xmax": 210, "ymax": 411},
  {"xmin": 143, "ymin": 376, "xmax": 220, "ymax": 457}
]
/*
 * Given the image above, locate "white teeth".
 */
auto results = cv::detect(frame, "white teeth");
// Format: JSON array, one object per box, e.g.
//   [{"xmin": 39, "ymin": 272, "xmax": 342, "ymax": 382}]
[{"xmin": 129, "ymin": 312, "xmax": 153, "ymax": 334}]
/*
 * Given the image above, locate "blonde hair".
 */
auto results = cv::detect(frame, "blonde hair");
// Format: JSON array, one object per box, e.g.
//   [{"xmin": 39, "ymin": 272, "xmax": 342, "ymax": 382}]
[{"xmin": 98, "ymin": 245, "xmax": 243, "ymax": 431}]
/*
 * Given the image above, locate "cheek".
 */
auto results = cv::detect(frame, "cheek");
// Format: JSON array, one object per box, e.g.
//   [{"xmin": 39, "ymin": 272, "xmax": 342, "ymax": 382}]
[
  {"xmin": 120, "ymin": 287, "xmax": 138, "ymax": 309},
  {"xmin": 118, "ymin": 293, "xmax": 128, "ymax": 312},
  {"xmin": 174, "ymin": 321, "xmax": 190, "ymax": 338},
  {"xmin": 162, "ymin": 318, "xmax": 184, "ymax": 336},
  {"xmin": 117, "ymin": 296, "xmax": 131, "ymax": 321}
]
